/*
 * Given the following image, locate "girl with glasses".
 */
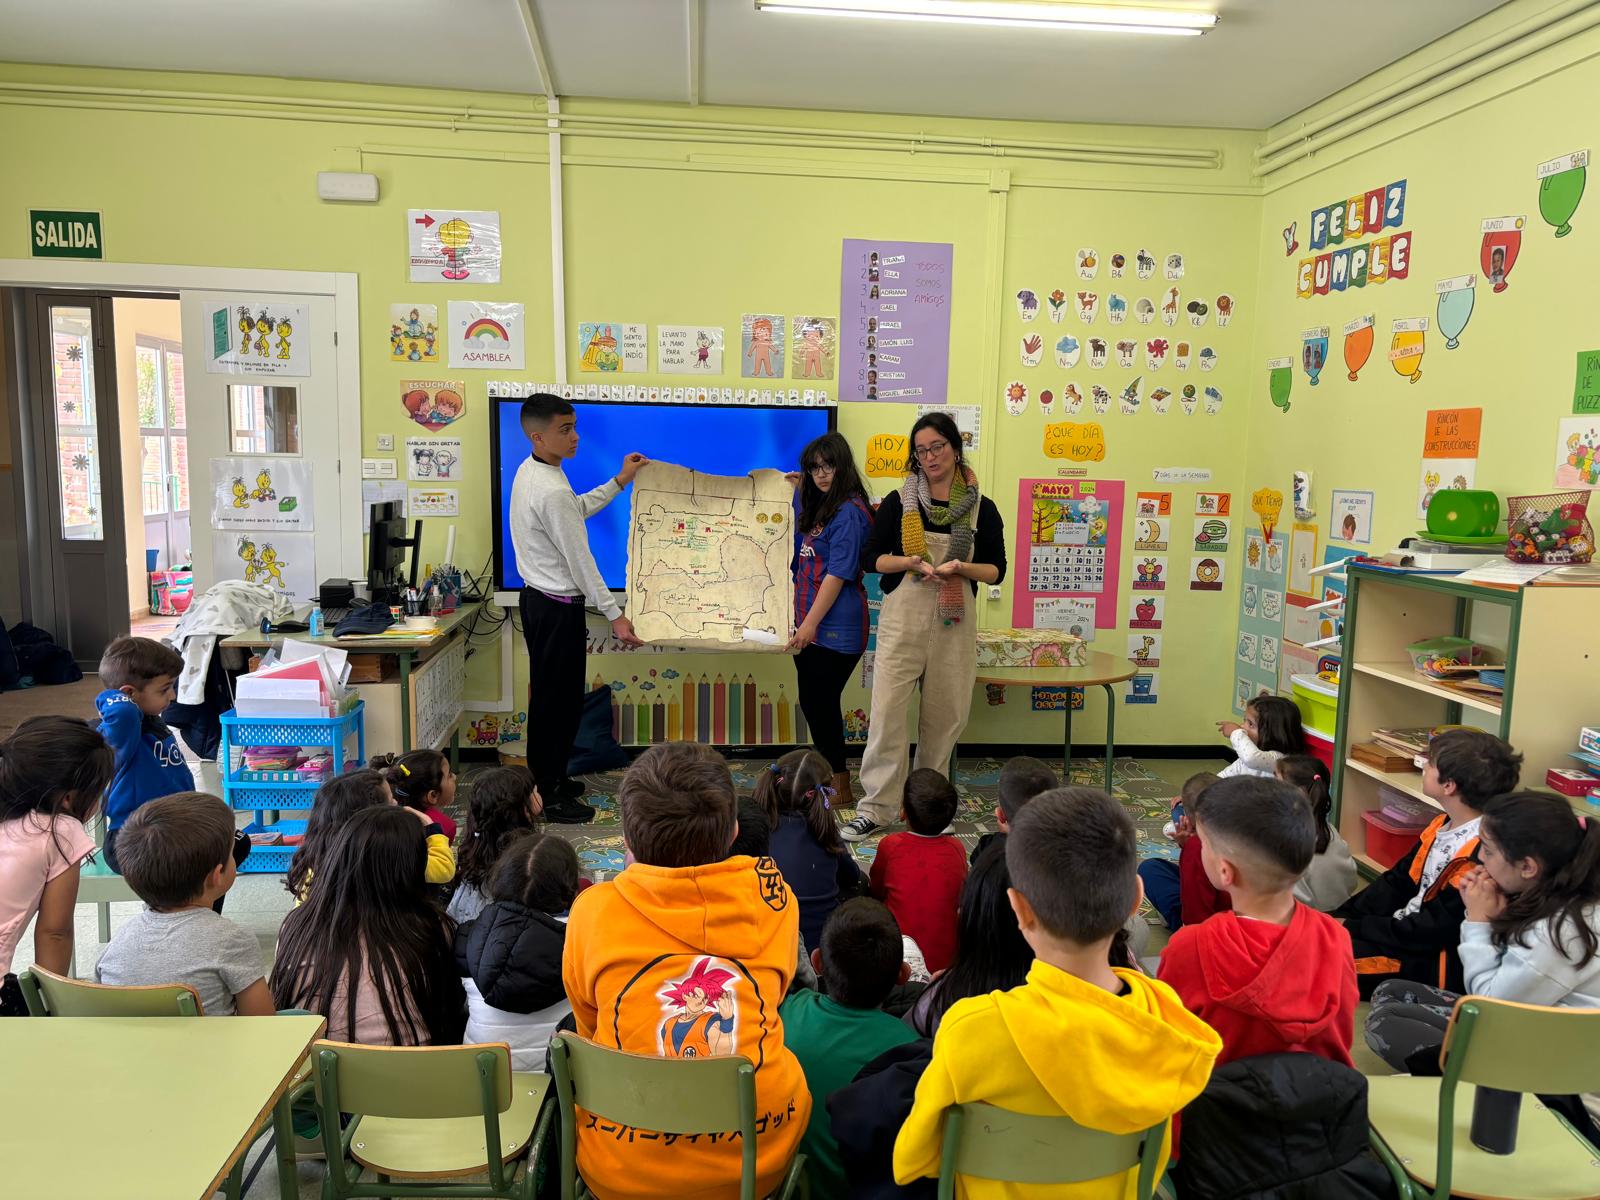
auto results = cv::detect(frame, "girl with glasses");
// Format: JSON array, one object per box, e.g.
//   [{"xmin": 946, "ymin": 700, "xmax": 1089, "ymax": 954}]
[{"xmin": 842, "ymin": 413, "xmax": 1007, "ymax": 843}]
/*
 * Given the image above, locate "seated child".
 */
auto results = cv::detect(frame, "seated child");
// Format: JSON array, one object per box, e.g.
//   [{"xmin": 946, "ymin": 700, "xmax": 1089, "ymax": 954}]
[
  {"xmin": 1215, "ymin": 694, "xmax": 1303, "ymax": 779},
  {"xmin": 729, "ymin": 798, "xmax": 819, "ymax": 995},
  {"xmin": 456, "ymin": 832, "xmax": 578, "ymax": 1070},
  {"xmin": 1334, "ymin": 728, "xmax": 1522, "ymax": 995},
  {"xmin": 1276, "ymin": 755, "xmax": 1358, "ymax": 912},
  {"xmin": 96, "ymin": 637, "xmax": 252, "ymax": 886},
  {"xmin": 895, "ymin": 788, "xmax": 1221, "ymax": 1195},
  {"xmin": 1137, "ymin": 771, "xmax": 1225, "ymax": 931},
  {"xmin": 448, "ymin": 765, "xmax": 543, "ymax": 923},
  {"xmin": 0, "ymin": 718, "xmax": 114, "ymax": 1010},
  {"xmin": 870, "ymin": 768, "xmax": 967, "ymax": 974},
  {"xmin": 272, "ymin": 805, "xmax": 464, "ymax": 1044},
  {"xmin": 758, "ymin": 748, "xmax": 865, "ymax": 951},
  {"xmin": 562, "ymin": 743, "xmax": 809, "ymax": 1200},
  {"xmin": 782, "ymin": 899, "xmax": 919, "ymax": 1199},
  {"xmin": 375, "ymin": 749, "xmax": 459, "ymax": 842},
  {"xmin": 1158, "ymin": 776, "xmax": 1357, "ymax": 1067},
  {"xmin": 970, "ymin": 755, "xmax": 1058, "ymax": 865},
  {"xmin": 286, "ymin": 768, "xmax": 453, "ymax": 901},
  {"xmin": 96, "ymin": 792, "xmax": 274, "ymax": 1015}
]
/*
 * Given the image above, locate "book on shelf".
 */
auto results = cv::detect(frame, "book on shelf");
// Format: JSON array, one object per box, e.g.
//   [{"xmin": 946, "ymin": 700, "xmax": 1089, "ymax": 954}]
[
  {"xmin": 1351, "ymin": 741, "xmax": 1420, "ymax": 772},
  {"xmin": 1370, "ymin": 727, "xmax": 1435, "ymax": 756}
]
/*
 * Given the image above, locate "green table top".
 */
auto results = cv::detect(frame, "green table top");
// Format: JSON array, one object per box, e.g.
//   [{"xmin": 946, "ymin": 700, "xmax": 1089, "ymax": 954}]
[
  {"xmin": 222, "ymin": 601, "xmax": 482, "ymax": 652},
  {"xmin": 0, "ymin": 1014, "xmax": 324, "ymax": 1199}
]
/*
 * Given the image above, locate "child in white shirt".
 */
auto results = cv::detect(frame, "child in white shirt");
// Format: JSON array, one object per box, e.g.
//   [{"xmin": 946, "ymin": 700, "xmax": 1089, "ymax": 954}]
[{"xmin": 1216, "ymin": 694, "xmax": 1304, "ymax": 778}]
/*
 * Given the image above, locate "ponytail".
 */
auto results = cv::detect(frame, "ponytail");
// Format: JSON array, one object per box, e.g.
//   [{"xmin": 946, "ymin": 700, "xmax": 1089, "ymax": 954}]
[
  {"xmin": 373, "ymin": 749, "xmax": 447, "ymax": 812},
  {"xmin": 754, "ymin": 748, "xmax": 847, "ymax": 857},
  {"xmin": 1276, "ymin": 754, "xmax": 1334, "ymax": 855},
  {"xmin": 1483, "ymin": 791, "xmax": 1600, "ymax": 971}
]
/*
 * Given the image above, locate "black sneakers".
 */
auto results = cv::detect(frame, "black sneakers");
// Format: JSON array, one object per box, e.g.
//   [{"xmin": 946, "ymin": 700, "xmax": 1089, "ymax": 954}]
[{"xmin": 544, "ymin": 792, "xmax": 597, "ymax": 825}]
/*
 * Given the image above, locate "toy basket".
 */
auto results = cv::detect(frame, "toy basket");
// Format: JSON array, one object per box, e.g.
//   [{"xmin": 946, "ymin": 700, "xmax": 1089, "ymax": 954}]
[{"xmin": 1505, "ymin": 490, "xmax": 1593, "ymax": 564}]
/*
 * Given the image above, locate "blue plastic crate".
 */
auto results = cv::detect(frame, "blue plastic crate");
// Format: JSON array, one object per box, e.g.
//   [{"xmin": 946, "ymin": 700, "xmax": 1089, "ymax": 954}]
[
  {"xmin": 225, "ymin": 780, "xmax": 321, "ymax": 813},
  {"xmin": 239, "ymin": 819, "xmax": 307, "ymax": 874},
  {"xmin": 220, "ymin": 703, "xmax": 364, "ymax": 751}
]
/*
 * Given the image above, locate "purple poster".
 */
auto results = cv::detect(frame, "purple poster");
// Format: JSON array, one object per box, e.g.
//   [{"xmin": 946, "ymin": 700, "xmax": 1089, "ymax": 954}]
[{"xmin": 840, "ymin": 239, "xmax": 953, "ymax": 404}]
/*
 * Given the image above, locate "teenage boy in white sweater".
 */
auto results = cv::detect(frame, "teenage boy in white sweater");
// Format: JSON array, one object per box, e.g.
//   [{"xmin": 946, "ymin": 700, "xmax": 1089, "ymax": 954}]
[{"xmin": 511, "ymin": 393, "xmax": 646, "ymax": 823}]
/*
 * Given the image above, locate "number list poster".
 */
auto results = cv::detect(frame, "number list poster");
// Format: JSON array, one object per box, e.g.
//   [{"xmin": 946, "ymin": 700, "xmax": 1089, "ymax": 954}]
[{"xmin": 839, "ymin": 239, "xmax": 953, "ymax": 404}]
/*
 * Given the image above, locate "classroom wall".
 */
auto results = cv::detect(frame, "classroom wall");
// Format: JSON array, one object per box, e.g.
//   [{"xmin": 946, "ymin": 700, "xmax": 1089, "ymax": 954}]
[{"xmin": 0, "ymin": 61, "xmax": 1264, "ymax": 751}]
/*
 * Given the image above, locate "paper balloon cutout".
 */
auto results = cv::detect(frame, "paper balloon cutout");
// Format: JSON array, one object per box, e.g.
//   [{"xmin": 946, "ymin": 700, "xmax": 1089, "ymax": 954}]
[
  {"xmin": 1390, "ymin": 320, "xmax": 1427, "ymax": 384},
  {"xmin": 1301, "ymin": 329, "xmax": 1329, "ymax": 387},
  {"xmin": 1266, "ymin": 357, "xmax": 1293, "ymax": 413},
  {"xmin": 1538, "ymin": 151, "xmax": 1588, "ymax": 238},
  {"xmin": 1480, "ymin": 216, "xmax": 1524, "ymax": 293},
  {"xmin": 1435, "ymin": 276, "xmax": 1476, "ymax": 351},
  {"xmin": 1343, "ymin": 316, "xmax": 1374, "ymax": 381}
]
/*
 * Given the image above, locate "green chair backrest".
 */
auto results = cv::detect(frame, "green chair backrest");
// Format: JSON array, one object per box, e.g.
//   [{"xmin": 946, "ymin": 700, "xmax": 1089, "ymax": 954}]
[
  {"xmin": 312, "ymin": 1040, "xmax": 513, "ymax": 1120},
  {"xmin": 936, "ymin": 1103, "xmax": 1168, "ymax": 1200},
  {"xmin": 21, "ymin": 965, "xmax": 201, "ymax": 1017},
  {"xmin": 549, "ymin": 1034, "xmax": 759, "ymax": 1200},
  {"xmin": 1444, "ymin": 995, "xmax": 1600, "ymax": 1096}
]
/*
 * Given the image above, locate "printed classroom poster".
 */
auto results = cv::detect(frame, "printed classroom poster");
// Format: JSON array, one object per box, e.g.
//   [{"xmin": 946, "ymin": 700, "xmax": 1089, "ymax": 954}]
[
  {"xmin": 578, "ymin": 322, "xmax": 648, "ymax": 373},
  {"xmin": 841, "ymin": 239, "xmax": 954, "ymax": 403},
  {"xmin": 407, "ymin": 487, "xmax": 461, "ymax": 518},
  {"xmin": 206, "ymin": 299, "xmax": 310, "ymax": 377},
  {"xmin": 400, "ymin": 380, "xmax": 466, "ymax": 432},
  {"xmin": 449, "ymin": 302, "xmax": 524, "ymax": 370},
  {"xmin": 658, "ymin": 325, "xmax": 724, "ymax": 374},
  {"xmin": 1329, "ymin": 490, "xmax": 1374, "ymax": 544},
  {"xmin": 408, "ymin": 209, "xmax": 502, "ymax": 284},
  {"xmin": 741, "ymin": 314, "xmax": 787, "ymax": 379},
  {"xmin": 1012, "ymin": 479, "xmax": 1125, "ymax": 630},
  {"xmin": 1418, "ymin": 407, "xmax": 1484, "ymax": 519},
  {"xmin": 792, "ymin": 317, "xmax": 836, "ymax": 381},
  {"xmin": 388, "ymin": 304, "xmax": 439, "ymax": 364},
  {"xmin": 210, "ymin": 457, "xmax": 312, "ymax": 531},
  {"xmin": 1556, "ymin": 416, "xmax": 1600, "ymax": 488},
  {"xmin": 212, "ymin": 530, "xmax": 316, "ymax": 604},
  {"xmin": 1233, "ymin": 526, "xmax": 1285, "ymax": 712},
  {"xmin": 405, "ymin": 437, "xmax": 463, "ymax": 482}
]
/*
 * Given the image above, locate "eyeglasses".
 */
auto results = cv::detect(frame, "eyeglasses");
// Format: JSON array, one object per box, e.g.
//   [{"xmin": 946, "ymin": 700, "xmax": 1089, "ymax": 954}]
[
  {"xmin": 806, "ymin": 462, "xmax": 836, "ymax": 476},
  {"xmin": 913, "ymin": 440, "xmax": 951, "ymax": 460}
]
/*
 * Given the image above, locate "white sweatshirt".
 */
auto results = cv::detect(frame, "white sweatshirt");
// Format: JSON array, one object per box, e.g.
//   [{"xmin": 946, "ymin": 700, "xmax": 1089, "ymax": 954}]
[
  {"xmin": 1293, "ymin": 826, "xmax": 1359, "ymax": 912},
  {"xmin": 1460, "ymin": 906, "xmax": 1600, "ymax": 1009},
  {"xmin": 509, "ymin": 456, "xmax": 623, "ymax": 620},
  {"xmin": 1219, "ymin": 728, "xmax": 1283, "ymax": 779}
]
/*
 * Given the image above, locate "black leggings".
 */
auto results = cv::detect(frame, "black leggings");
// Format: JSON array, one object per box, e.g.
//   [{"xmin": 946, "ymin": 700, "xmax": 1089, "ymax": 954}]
[{"xmin": 793, "ymin": 644, "xmax": 863, "ymax": 773}]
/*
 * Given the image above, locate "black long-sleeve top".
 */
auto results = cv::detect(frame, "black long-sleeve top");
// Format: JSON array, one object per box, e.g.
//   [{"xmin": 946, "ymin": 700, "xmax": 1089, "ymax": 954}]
[{"xmin": 861, "ymin": 490, "xmax": 1008, "ymax": 596}]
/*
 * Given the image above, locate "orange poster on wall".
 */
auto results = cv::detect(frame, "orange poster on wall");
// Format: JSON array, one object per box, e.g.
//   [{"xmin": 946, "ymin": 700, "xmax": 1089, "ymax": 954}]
[{"xmin": 1422, "ymin": 408, "xmax": 1483, "ymax": 458}]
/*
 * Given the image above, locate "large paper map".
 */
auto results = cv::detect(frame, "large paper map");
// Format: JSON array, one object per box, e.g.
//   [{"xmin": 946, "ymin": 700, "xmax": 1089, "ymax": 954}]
[{"xmin": 625, "ymin": 462, "xmax": 793, "ymax": 651}]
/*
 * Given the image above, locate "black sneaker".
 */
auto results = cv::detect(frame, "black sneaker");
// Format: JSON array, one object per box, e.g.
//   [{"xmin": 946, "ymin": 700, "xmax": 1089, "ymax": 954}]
[
  {"xmin": 554, "ymin": 777, "xmax": 586, "ymax": 800},
  {"xmin": 544, "ymin": 794, "xmax": 597, "ymax": 825},
  {"xmin": 839, "ymin": 815, "xmax": 880, "ymax": 843}
]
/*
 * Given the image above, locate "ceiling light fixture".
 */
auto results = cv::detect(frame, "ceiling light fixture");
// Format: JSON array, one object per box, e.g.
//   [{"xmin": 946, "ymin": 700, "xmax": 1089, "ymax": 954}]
[{"xmin": 754, "ymin": 0, "xmax": 1217, "ymax": 36}]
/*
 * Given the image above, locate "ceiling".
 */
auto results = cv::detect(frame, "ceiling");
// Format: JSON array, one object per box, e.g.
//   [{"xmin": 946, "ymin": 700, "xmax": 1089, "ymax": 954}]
[{"xmin": 0, "ymin": 0, "xmax": 1513, "ymax": 129}]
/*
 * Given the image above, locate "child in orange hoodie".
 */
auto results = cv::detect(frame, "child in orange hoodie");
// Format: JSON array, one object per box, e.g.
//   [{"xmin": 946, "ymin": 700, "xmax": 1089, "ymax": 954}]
[
  {"xmin": 1158, "ymin": 776, "xmax": 1357, "ymax": 1068},
  {"xmin": 562, "ymin": 743, "xmax": 810, "ymax": 1200}
]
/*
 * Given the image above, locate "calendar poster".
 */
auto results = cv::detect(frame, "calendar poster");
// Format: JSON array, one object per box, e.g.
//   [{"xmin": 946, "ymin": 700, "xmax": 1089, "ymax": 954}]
[{"xmin": 1013, "ymin": 478, "xmax": 1125, "ymax": 629}]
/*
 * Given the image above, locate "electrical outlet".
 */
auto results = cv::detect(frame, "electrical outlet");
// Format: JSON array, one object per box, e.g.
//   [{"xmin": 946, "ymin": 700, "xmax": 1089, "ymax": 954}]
[
  {"xmin": 376, "ymin": 433, "xmax": 394, "ymax": 451},
  {"xmin": 986, "ymin": 585, "xmax": 1002, "ymax": 601}
]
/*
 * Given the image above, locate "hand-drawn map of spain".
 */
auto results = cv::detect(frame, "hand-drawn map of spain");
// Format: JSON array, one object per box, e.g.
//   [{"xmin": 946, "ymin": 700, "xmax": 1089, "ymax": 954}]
[{"xmin": 625, "ymin": 462, "xmax": 793, "ymax": 651}]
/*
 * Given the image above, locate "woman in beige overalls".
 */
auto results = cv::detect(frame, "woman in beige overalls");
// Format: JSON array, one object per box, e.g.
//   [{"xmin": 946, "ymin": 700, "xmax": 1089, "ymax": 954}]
[{"xmin": 840, "ymin": 412, "xmax": 1007, "ymax": 842}]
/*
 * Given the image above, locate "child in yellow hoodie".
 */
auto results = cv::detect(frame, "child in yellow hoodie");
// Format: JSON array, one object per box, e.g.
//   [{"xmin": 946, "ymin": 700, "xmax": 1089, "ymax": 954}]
[
  {"xmin": 562, "ymin": 743, "xmax": 811, "ymax": 1200},
  {"xmin": 894, "ymin": 786, "xmax": 1222, "ymax": 1199}
]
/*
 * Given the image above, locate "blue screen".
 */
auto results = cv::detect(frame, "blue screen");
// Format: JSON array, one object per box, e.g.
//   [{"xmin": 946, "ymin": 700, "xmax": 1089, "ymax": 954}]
[{"xmin": 493, "ymin": 399, "xmax": 833, "ymax": 592}]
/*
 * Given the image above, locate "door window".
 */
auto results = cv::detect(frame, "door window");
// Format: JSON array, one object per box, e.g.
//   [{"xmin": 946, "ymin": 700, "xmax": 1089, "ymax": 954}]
[{"xmin": 51, "ymin": 307, "xmax": 103, "ymax": 541}]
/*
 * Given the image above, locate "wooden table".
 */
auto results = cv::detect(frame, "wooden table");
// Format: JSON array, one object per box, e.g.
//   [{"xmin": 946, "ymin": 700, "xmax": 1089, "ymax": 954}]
[
  {"xmin": 974, "ymin": 651, "xmax": 1139, "ymax": 793},
  {"xmin": 0, "ymin": 1014, "xmax": 325, "ymax": 1200},
  {"xmin": 224, "ymin": 602, "xmax": 481, "ymax": 756}
]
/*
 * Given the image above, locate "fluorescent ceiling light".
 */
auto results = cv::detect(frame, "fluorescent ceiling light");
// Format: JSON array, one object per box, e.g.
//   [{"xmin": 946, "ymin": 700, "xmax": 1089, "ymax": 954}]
[{"xmin": 755, "ymin": 0, "xmax": 1217, "ymax": 35}]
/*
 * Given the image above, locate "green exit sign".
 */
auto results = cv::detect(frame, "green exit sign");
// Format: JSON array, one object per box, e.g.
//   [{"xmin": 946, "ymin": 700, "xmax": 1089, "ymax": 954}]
[{"xmin": 30, "ymin": 209, "xmax": 103, "ymax": 259}]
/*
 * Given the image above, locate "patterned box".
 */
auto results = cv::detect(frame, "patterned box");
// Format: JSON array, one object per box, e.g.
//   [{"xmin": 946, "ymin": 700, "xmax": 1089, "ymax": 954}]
[{"xmin": 975, "ymin": 627, "xmax": 1088, "ymax": 669}]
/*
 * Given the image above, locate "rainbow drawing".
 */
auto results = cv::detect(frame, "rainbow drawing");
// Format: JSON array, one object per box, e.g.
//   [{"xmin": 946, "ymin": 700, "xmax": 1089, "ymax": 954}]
[{"xmin": 463, "ymin": 318, "xmax": 508, "ymax": 343}]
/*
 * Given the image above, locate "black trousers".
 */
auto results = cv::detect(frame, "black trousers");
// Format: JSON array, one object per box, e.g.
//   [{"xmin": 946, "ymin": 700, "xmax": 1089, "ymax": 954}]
[
  {"xmin": 521, "ymin": 588, "xmax": 588, "ymax": 798},
  {"xmin": 793, "ymin": 643, "xmax": 863, "ymax": 773}
]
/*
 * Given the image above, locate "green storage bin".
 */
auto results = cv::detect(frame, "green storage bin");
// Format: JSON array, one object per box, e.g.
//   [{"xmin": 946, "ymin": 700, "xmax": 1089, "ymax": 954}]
[{"xmin": 1290, "ymin": 673, "xmax": 1339, "ymax": 737}]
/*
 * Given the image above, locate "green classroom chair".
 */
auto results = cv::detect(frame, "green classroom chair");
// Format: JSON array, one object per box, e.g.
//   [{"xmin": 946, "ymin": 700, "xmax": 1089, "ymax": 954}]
[
  {"xmin": 1367, "ymin": 996, "xmax": 1600, "ymax": 1200},
  {"xmin": 935, "ymin": 1102, "xmax": 1169, "ymax": 1200},
  {"xmin": 310, "ymin": 1039, "xmax": 552, "ymax": 1199},
  {"xmin": 548, "ymin": 1033, "xmax": 807, "ymax": 1200},
  {"xmin": 19, "ymin": 964, "xmax": 201, "ymax": 1017}
]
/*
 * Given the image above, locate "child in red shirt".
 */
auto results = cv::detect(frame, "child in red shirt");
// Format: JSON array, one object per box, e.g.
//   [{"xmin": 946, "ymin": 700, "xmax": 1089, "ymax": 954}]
[
  {"xmin": 869, "ymin": 768, "xmax": 966, "ymax": 973},
  {"xmin": 1137, "ymin": 772, "xmax": 1228, "ymax": 930},
  {"xmin": 1159, "ymin": 776, "xmax": 1357, "ymax": 1067}
]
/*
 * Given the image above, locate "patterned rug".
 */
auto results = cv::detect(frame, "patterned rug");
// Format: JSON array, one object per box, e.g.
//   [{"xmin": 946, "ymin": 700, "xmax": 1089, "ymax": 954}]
[{"xmin": 457, "ymin": 757, "xmax": 1181, "ymax": 882}]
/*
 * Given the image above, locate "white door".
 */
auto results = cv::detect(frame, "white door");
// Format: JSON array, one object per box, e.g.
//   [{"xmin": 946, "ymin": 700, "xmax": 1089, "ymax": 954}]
[{"xmin": 179, "ymin": 291, "xmax": 345, "ymax": 607}]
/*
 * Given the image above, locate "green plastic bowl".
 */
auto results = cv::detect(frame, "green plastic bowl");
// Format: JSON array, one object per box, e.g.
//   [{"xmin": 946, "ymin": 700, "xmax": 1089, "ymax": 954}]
[{"xmin": 1425, "ymin": 489, "xmax": 1501, "ymax": 539}]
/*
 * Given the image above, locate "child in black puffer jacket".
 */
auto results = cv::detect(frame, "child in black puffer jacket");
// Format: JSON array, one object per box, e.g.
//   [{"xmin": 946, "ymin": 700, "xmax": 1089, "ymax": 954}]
[{"xmin": 454, "ymin": 832, "xmax": 579, "ymax": 1068}]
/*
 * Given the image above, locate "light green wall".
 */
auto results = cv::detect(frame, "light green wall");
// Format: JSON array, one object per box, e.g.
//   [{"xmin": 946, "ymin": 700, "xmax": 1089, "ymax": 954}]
[{"xmin": 1241, "ymin": 16, "xmax": 1600, "ymax": 557}]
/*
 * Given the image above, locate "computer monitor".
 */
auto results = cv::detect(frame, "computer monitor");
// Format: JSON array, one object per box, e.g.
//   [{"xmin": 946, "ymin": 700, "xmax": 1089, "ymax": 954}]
[{"xmin": 368, "ymin": 501, "xmax": 422, "ymax": 605}]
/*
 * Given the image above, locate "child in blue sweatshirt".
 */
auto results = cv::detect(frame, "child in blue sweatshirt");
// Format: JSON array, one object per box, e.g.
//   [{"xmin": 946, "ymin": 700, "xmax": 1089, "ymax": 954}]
[{"xmin": 96, "ymin": 638, "xmax": 248, "ymax": 888}]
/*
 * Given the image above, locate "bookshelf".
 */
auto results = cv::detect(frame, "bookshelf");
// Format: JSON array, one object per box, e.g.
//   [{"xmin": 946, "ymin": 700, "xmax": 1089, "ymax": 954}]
[{"xmin": 1332, "ymin": 567, "xmax": 1600, "ymax": 875}]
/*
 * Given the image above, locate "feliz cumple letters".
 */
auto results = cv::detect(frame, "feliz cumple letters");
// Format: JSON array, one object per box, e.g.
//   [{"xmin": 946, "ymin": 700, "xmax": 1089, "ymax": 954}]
[{"xmin": 1296, "ymin": 180, "xmax": 1412, "ymax": 299}]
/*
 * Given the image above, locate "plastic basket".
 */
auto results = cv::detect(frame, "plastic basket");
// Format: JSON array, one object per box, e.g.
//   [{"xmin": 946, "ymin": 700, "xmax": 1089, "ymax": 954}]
[
  {"xmin": 1505, "ymin": 490, "xmax": 1594, "ymax": 564},
  {"xmin": 239, "ymin": 819, "xmax": 307, "ymax": 874},
  {"xmin": 219, "ymin": 704, "xmax": 364, "ymax": 751},
  {"xmin": 1405, "ymin": 636, "xmax": 1479, "ymax": 677}
]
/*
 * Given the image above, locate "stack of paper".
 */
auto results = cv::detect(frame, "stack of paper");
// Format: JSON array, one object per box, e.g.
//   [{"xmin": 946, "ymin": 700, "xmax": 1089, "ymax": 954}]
[{"xmin": 236, "ymin": 643, "xmax": 353, "ymax": 718}]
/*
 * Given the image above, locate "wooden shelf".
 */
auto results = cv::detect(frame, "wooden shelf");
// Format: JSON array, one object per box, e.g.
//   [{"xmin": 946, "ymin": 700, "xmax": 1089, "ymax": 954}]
[
  {"xmin": 1343, "ymin": 757, "xmax": 1442, "ymax": 810},
  {"xmin": 1350, "ymin": 661, "xmax": 1504, "ymax": 716},
  {"xmin": 1353, "ymin": 851, "xmax": 1390, "ymax": 875}
]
